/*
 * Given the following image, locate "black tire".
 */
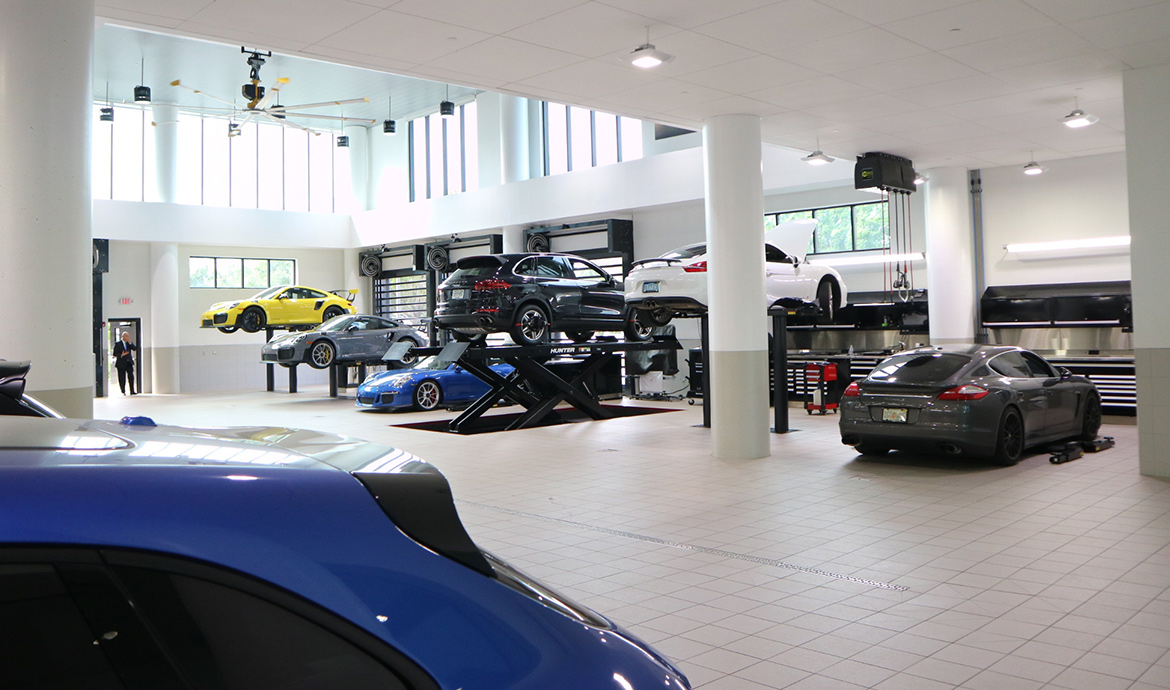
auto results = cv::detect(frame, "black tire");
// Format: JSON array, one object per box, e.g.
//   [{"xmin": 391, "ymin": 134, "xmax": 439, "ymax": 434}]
[
  {"xmin": 412, "ymin": 380, "xmax": 442, "ymax": 410},
  {"xmin": 397, "ymin": 344, "xmax": 419, "ymax": 366},
  {"xmin": 217, "ymin": 326, "xmax": 238, "ymax": 334},
  {"xmin": 1079, "ymin": 392, "xmax": 1102, "ymax": 443},
  {"xmin": 816, "ymin": 279, "xmax": 838, "ymax": 321},
  {"xmin": 322, "ymin": 305, "xmax": 345, "ymax": 323},
  {"xmin": 240, "ymin": 307, "xmax": 266, "ymax": 333},
  {"xmin": 855, "ymin": 443, "xmax": 889, "ymax": 456},
  {"xmin": 308, "ymin": 340, "xmax": 336, "ymax": 369},
  {"xmin": 510, "ymin": 304, "xmax": 550, "ymax": 346},
  {"xmin": 624, "ymin": 310, "xmax": 653, "ymax": 342},
  {"xmin": 566, "ymin": 330, "xmax": 594, "ymax": 344},
  {"xmin": 991, "ymin": 407, "xmax": 1025, "ymax": 466}
]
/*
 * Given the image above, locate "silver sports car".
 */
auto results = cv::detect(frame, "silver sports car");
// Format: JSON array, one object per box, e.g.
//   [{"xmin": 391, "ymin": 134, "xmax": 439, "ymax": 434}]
[
  {"xmin": 261, "ymin": 314, "xmax": 426, "ymax": 369},
  {"xmin": 839, "ymin": 345, "xmax": 1101, "ymax": 465}
]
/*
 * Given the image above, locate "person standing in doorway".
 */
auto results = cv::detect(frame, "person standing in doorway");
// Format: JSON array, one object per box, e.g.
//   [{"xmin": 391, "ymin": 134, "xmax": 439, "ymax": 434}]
[{"xmin": 113, "ymin": 332, "xmax": 138, "ymax": 395}]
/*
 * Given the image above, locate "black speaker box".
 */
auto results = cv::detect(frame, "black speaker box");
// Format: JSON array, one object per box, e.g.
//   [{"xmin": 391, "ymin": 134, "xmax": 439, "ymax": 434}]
[{"xmin": 855, "ymin": 152, "xmax": 916, "ymax": 193}]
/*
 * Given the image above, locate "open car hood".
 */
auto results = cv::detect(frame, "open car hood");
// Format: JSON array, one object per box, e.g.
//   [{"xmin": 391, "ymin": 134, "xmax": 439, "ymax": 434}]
[{"xmin": 764, "ymin": 218, "xmax": 818, "ymax": 263}]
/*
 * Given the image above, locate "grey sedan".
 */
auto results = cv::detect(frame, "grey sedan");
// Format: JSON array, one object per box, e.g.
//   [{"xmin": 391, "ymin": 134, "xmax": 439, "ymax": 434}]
[
  {"xmin": 839, "ymin": 345, "xmax": 1101, "ymax": 465},
  {"xmin": 262, "ymin": 314, "xmax": 426, "ymax": 369}
]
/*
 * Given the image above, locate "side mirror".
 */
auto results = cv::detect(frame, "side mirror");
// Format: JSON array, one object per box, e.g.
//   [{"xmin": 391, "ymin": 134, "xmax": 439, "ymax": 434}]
[{"xmin": 1058, "ymin": 367, "xmax": 1072, "ymax": 380}]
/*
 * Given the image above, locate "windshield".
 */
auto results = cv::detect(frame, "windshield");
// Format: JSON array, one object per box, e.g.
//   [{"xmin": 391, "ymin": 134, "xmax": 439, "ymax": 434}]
[
  {"xmin": 867, "ymin": 352, "xmax": 970, "ymax": 384},
  {"xmin": 661, "ymin": 244, "xmax": 706, "ymax": 260},
  {"xmin": 252, "ymin": 286, "xmax": 286, "ymax": 300},
  {"xmin": 414, "ymin": 356, "xmax": 453, "ymax": 372},
  {"xmin": 316, "ymin": 316, "xmax": 353, "ymax": 332}
]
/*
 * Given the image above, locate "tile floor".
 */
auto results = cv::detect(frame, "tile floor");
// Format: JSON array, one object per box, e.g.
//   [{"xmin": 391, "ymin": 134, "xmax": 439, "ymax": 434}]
[{"xmin": 95, "ymin": 388, "xmax": 1170, "ymax": 690}]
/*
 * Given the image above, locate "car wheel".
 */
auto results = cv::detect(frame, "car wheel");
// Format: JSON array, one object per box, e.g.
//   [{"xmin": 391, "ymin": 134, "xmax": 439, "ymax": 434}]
[
  {"xmin": 624, "ymin": 310, "xmax": 653, "ymax": 342},
  {"xmin": 217, "ymin": 326, "xmax": 238, "ymax": 334},
  {"xmin": 645, "ymin": 307, "xmax": 673, "ymax": 327},
  {"xmin": 413, "ymin": 380, "xmax": 442, "ymax": 410},
  {"xmin": 322, "ymin": 306, "xmax": 345, "ymax": 322},
  {"xmin": 991, "ymin": 407, "xmax": 1024, "ymax": 466},
  {"xmin": 398, "ymin": 345, "xmax": 419, "ymax": 366},
  {"xmin": 510, "ymin": 304, "xmax": 550, "ymax": 346},
  {"xmin": 816, "ymin": 280, "xmax": 837, "ymax": 321},
  {"xmin": 240, "ymin": 307, "xmax": 266, "ymax": 333},
  {"xmin": 308, "ymin": 341, "xmax": 336, "ymax": 369},
  {"xmin": 1079, "ymin": 392, "xmax": 1102, "ymax": 442},
  {"xmin": 566, "ymin": 330, "xmax": 594, "ymax": 344},
  {"xmin": 855, "ymin": 443, "xmax": 889, "ymax": 456}
]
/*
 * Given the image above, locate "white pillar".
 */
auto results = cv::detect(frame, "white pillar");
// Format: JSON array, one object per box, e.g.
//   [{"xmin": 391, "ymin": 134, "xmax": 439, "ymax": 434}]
[
  {"xmin": 475, "ymin": 92, "xmax": 503, "ymax": 188},
  {"xmin": 1124, "ymin": 64, "xmax": 1170, "ymax": 478},
  {"xmin": 703, "ymin": 114, "xmax": 770, "ymax": 460},
  {"xmin": 500, "ymin": 95, "xmax": 530, "ymax": 184},
  {"xmin": 150, "ymin": 243, "xmax": 180, "ymax": 394},
  {"xmin": 344, "ymin": 125, "xmax": 371, "ymax": 212},
  {"xmin": 925, "ymin": 167, "xmax": 977, "ymax": 345},
  {"xmin": 152, "ymin": 103, "xmax": 179, "ymax": 203},
  {"xmin": 501, "ymin": 226, "xmax": 526, "ymax": 254},
  {"xmin": 0, "ymin": 0, "xmax": 95, "ymax": 417}
]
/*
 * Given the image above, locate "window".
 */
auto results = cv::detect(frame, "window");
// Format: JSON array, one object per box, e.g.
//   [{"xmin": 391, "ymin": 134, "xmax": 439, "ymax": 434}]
[
  {"xmin": 568, "ymin": 259, "xmax": 608, "ymax": 283},
  {"xmin": 373, "ymin": 272, "xmax": 429, "ymax": 326},
  {"xmin": 765, "ymin": 202, "xmax": 888, "ymax": 256},
  {"xmin": 190, "ymin": 257, "xmax": 296, "ymax": 289},
  {"xmin": 989, "ymin": 352, "xmax": 1032, "ymax": 378},
  {"xmin": 407, "ymin": 101, "xmax": 478, "ymax": 202},
  {"xmin": 542, "ymin": 101, "xmax": 643, "ymax": 176}
]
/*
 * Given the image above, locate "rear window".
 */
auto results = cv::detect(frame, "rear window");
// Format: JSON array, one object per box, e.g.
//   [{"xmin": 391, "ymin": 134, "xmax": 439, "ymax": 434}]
[
  {"xmin": 449, "ymin": 257, "xmax": 504, "ymax": 281},
  {"xmin": 867, "ymin": 353, "xmax": 970, "ymax": 384},
  {"xmin": 661, "ymin": 244, "xmax": 706, "ymax": 260}
]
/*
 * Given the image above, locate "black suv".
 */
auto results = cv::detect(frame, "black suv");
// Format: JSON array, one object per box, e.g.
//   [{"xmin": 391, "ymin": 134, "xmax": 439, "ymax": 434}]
[{"xmin": 434, "ymin": 253, "xmax": 653, "ymax": 345}]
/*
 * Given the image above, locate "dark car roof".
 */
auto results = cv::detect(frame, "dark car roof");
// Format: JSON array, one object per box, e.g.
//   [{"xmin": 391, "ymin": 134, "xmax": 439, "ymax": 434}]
[
  {"xmin": 455, "ymin": 253, "xmax": 583, "ymax": 269},
  {"xmin": 897, "ymin": 345, "xmax": 1025, "ymax": 359}
]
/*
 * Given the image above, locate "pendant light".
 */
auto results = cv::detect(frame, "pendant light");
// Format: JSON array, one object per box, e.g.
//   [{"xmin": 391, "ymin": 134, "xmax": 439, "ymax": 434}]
[
  {"xmin": 383, "ymin": 94, "xmax": 396, "ymax": 135},
  {"xmin": 1062, "ymin": 95, "xmax": 1098, "ymax": 129},
  {"xmin": 629, "ymin": 26, "xmax": 674, "ymax": 68},
  {"xmin": 801, "ymin": 138, "xmax": 833, "ymax": 165},
  {"xmin": 134, "ymin": 58, "xmax": 151, "ymax": 103},
  {"xmin": 100, "ymin": 82, "xmax": 114, "ymax": 122},
  {"xmin": 439, "ymin": 84, "xmax": 455, "ymax": 119}
]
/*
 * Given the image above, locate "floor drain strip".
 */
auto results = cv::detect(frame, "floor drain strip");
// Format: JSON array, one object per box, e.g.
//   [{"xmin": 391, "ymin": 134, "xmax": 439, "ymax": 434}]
[{"xmin": 458, "ymin": 500, "xmax": 908, "ymax": 592}]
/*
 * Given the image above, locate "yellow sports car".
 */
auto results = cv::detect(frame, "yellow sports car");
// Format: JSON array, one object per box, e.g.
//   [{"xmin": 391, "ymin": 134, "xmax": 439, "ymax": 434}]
[{"xmin": 201, "ymin": 285, "xmax": 357, "ymax": 333}]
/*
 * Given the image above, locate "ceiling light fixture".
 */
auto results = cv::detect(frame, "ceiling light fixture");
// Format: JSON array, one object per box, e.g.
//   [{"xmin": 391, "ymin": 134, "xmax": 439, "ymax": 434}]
[
  {"xmin": 134, "ymin": 58, "xmax": 151, "ymax": 103},
  {"xmin": 439, "ymin": 84, "xmax": 455, "ymax": 119},
  {"xmin": 337, "ymin": 134, "xmax": 349, "ymax": 147},
  {"xmin": 913, "ymin": 171, "xmax": 928, "ymax": 185},
  {"xmin": 802, "ymin": 139, "xmax": 833, "ymax": 165},
  {"xmin": 383, "ymin": 94, "xmax": 396, "ymax": 135},
  {"xmin": 1023, "ymin": 152, "xmax": 1046, "ymax": 175},
  {"xmin": 227, "ymin": 121, "xmax": 241, "ymax": 137},
  {"xmin": 1004, "ymin": 236, "xmax": 1130, "ymax": 254},
  {"xmin": 1062, "ymin": 96, "xmax": 1098, "ymax": 128},
  {"xmin": 630, "ymin": 26, "xmax": 674, "ymax": 68},
  {"xmin": 99, "ymin": 82, "xmax": 114, "ymax": 122}
]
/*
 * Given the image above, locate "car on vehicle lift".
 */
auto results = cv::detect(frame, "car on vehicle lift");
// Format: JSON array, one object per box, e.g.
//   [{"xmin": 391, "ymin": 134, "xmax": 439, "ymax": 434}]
[
  {"xmin": 624, "ymin": 219, "xmax": 847, "ymax": 325},
  {"xmin": 434, "ymin": 253, "xmax": 654, "ymax": 346},
  {"xmin": 839, "ymin": 345, "xmax": 1102, "ymax": 465},
  {"xmin": 200, "ymin": 285, "xmax": 357, "ymax": 333},
  {"xmin": 262, "ymin": 314, "xmax": 427, "ymax": 369},
  {"xmin": 357, "ymin": 356, "xmax": 516, "ymax": 411},
  {"xmin": 0, "ymin": 412, "xmax": 691, "ymax": 690}
]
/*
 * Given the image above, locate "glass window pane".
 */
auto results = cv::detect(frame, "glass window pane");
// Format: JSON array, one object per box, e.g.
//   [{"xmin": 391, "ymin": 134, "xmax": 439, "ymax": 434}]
[
  {"xmin": 93, "ymin": 105, "xmax": 112, "ymax": 200},
  {"xmin": 463, "ymin": 100, "xmax": 478, "ymax": 192},
  {"xmin": 243, "ymin": 259, "xmax": 269, "ymax": 289},
  {"xmin": 112, "ymin": 106, "xmax": 145, "ymax": 201},
  {"xmin": 813, "ymin": 206, "xmax": 852, "ymax": 253},
  {"xmin": 446, "ymin": 114, "xmax": 462, "ymax": 194},
  {"xmin": 594, "ymin": 112, "xmax": 618, "ymax": 167},
  {"xmin": 308, "ymin": 132, "xmax": 334, "ymax": 213},
  {"xmin": 204, "ymin": 121, "xmax": 231, "ymax": 207},
  {"xmin": 334, "ymin": 143, "xmax": 355, "ymax": 213},
  {"xmin": 854, "ymin": 203, "xmax": 888, "ymax": 250},
  {"xmin": 270, "ymin": 260, "xmax": 295, "ymax": 285},
  {"xmin": 284, "ymin": 128, "xmax": 309, "ymax": 213},
  {"xmin": 410, "ymin": 118, "xmax": 427, "ymax": 201},
  {"xmin": 230, "ymin": 122, "xmax": 258, "ymax": 209},
  {"xmin": 176, "ymin": 114, "xmax": 203, "ymax": 205},
  {"xmin": 568, "ymin": 106, "xmax": 592, "ymax": 171},
  {"xmin": 257, "ymin": 124, "xmax": 283, "ymax": 210},
  {"xmin": 428, "ymin": 115, "xmax": 444, "ymax": 197},
  {"xmin": 546, "ymin": 103, "xmax": 568, "ymax": 176},
  {"xmin": 143, "ymin": 111, "xmax": 158, "ymax": 203},
  {"xmin": 189, "ymin": 257, "xmax": 215, "ymax": 288},
  {"xmin": 215, "ymin": 258, "xmax": 242, "ymax": 289},
  {"xmin": 619, "ymin": 116, "xmax": 642, "ymax": 162}
]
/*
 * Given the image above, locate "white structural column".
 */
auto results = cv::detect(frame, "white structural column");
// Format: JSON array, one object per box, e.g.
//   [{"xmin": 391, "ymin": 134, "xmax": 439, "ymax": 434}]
[
  {"xmin": 344, "ymin": 125, "xmax": 372, "ymax": 212},
  {"xmin": 1123, "ymin": 64, "xmax": 1170, "ymax": 478},
  {"xmin": 152, "ymin": 103, "xmax": 179, "ymax": 204},
  {"xmin": 500, "ymin": 95, "xmax": 530, "ymax": 184},
  {"xmin": 924, "ymin": 167, "xmax": 977, "ymax": 345},
  {"xmin": 0, "ymin": 0, "xmax": 95, "ymax": 417},
  {"xmin": 703, "ymin": 115, "xmax": 770, "ymax": 460},
  {"xmin": 150, "ymin": 243, "xmax": 180, "ymax": 394}
]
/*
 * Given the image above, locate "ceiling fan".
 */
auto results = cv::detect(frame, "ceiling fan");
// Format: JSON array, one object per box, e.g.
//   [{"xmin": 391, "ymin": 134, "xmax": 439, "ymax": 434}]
[{"xmin": 170, "ymin": 47, "xmax": 375, "ymax": 136}]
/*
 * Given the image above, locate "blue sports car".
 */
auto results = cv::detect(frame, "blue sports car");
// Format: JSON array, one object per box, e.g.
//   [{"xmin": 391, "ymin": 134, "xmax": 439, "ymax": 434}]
[
  {"xmin": 357, "ymin": 356, "xmax": 516, "ymax": 411},
  {"xmin": 0, "ymin": 414, "xmax": 690, "ymax": 689}
]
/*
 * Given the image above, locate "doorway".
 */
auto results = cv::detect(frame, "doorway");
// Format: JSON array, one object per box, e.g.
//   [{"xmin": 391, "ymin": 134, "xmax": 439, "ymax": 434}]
[{"xmin": 107, "ymin": 318, "xmax": 142, "ymax": 396}]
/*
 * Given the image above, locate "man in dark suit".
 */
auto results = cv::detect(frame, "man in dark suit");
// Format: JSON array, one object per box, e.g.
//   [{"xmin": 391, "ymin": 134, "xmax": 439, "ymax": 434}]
[{"xmin": 113, "ymin": 332, "xmax": 138, "ymax": 395}]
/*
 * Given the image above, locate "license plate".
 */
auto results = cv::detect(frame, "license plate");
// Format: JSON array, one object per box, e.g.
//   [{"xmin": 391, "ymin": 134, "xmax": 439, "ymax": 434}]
[
  {"xmin": 452, "ymin": 289, "xmax": 470, "ymax": 300},
  {"xmin": 642, "ymin": 281, "xmax": 660, "ymax": 293},
  {"xmin": 881, "ymin": 408, "xmax": 908, "ymax": 423}
]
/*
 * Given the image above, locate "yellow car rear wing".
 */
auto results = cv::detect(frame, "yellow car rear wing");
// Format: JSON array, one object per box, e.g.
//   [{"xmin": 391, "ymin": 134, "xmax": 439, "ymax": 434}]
[{"xmin": 330, "ymin": 289, "xmax": 358, "ymax": 302}]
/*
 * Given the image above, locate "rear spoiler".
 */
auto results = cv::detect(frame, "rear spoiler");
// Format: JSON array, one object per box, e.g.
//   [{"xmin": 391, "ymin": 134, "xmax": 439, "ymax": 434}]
[
  {"xmin": 630, "ymin": 258, "xmax": 682, "ymax": 270},
  {"xmin": 0, "ymin": 360, "xmax": 31, "ymax": 402},
  {"xmin": 330, "ymin": 289, "xmax": 359, "ymax": 302}
]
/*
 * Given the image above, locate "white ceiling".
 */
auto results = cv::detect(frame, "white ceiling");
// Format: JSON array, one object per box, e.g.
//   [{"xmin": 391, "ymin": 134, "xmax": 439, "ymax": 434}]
[{"xmin": 95, "ymin": 0, "xmax": 1170, "ymax": 170}]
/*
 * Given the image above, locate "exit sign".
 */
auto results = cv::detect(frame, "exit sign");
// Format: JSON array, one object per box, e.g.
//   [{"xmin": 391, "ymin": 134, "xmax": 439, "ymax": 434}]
[{"xmin": 119, "ymin": 297, "xmax": 132, "ymax": 305}]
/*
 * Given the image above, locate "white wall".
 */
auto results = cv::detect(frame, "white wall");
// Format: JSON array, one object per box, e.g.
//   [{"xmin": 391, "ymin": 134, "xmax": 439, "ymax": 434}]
[{"xmin": 980, "ymin": 152, "xmax": 1130, "ymax": 287}]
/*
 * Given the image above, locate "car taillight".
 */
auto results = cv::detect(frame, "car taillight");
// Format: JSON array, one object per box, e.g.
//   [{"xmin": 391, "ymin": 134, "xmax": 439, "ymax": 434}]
[
  {"xmin": 682, "ymin": 261, "xmax": 707, "ymax": 273},
  {"xmin": 473, "ymin": 279, "xmax": 510, "ymax": 291},
  {"xmin": 842, "ymin": 382, "xmax": 861, "ymax": 397},
  {"xmin": 937, "ymin": 384, "xmax": 990, "ymax": 401}
]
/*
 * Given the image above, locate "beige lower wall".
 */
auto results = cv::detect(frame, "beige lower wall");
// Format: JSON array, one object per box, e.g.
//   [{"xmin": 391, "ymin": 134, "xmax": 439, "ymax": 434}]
[
  {"xmin": 709, "ymin": 349, "xmax": 771, "ymax": 460},
  {"xmin": 1136, "ymin": 347, "xmax": 1168, "ymax": 478}
]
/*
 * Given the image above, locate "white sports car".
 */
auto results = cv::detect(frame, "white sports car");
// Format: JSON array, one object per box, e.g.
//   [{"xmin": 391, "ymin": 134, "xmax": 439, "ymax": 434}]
[{"xmin": 625, "ymin": 219, "xmax": 847, "ymax": 325}]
